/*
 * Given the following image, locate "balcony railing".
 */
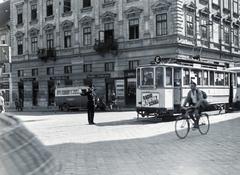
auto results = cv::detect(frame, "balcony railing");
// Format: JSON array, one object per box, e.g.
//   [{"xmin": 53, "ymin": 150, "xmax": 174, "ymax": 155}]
[
  {"xmin": 38, "ymin": 48, "xmax": 56, "ymax": 61},
  {"xmin": 94, "ymin": 39, "xmax": 118, "ymax": 56}
]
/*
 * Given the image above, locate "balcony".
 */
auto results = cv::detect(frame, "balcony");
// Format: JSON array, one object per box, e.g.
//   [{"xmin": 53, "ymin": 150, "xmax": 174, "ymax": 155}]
[
  {"xmin": 38, "ymin": 48, "xmax": 56, "ymax": 61},
  {"xmin": 94, "ymin": 39, "xmax": 118, "ymax": 56}
]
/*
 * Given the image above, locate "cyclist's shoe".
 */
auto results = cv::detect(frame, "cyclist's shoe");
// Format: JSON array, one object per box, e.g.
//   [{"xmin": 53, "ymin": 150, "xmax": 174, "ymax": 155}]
[{"xmin": 192, "ymin": 123, "xmax": 199, "ymax": 130}]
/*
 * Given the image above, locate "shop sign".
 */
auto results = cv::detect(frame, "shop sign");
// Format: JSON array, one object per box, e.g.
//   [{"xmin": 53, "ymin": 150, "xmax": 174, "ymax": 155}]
[
  {"xmin": 0, "ymin": 82, "xmax": 9, "ymax": 89},
  {"xmin": 21, "ymin": 78, "xmax": 36, "ymax": 81},
  {"xmin": 124, "ymin": 70, "xmax": 136, "ymax": 78},
  {"xmin": 87, "ymin": 74, "xmax": 110, "ymax": 78},
  {"xmin": 142, "ymin": 92, "xmax": 159, "ymax": 107},
  {"xmin": 115, "ymin": 79, "xmax": 124, "ymax": 97},
  {"xmin": 50, "ymin": 76, "xmax": 68, "ymax": 80}
]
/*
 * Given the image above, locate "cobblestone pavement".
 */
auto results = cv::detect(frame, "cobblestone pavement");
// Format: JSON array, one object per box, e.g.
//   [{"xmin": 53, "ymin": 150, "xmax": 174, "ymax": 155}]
[{"xmin": 10, "ymin": 111, "xmax": 240, "ymax": 175}]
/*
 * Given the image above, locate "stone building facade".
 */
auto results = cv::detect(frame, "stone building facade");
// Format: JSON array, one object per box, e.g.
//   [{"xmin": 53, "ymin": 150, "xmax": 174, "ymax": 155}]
[
  {"xmin": 0, "ymin": 0, "xmax": 12, "ymax": 107},
  {"xmin": 10, "ymin": 0, "xmax": 240, "ymax": 109}
]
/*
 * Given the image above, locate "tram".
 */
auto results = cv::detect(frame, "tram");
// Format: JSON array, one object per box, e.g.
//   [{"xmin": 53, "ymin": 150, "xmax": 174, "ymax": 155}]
[{"xmin": 136, "ymin": 58, "xmax": 237, "ymax": 118}]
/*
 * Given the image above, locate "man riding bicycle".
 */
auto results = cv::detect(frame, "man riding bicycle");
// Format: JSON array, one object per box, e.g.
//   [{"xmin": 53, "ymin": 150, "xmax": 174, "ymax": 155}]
[{"xmin": 182, "ymin": 79, "xmax": 208, "ymax": 128}]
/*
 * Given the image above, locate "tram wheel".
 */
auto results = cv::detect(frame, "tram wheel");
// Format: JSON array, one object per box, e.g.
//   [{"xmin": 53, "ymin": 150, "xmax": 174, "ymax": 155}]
[{"xmin": 62, "ymin": 103, "xmax": 69, "ymax": 112}]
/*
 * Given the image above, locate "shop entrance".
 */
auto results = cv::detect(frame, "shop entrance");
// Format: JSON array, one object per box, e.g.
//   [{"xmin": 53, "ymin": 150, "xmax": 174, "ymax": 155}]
[
  {"xmin": 48, "ymin": 80, "xmax": 55, "ymax": 106},
  {"xmin": 106, "ymin": 79, "xmax": 115, "ymax": 105},
  {"xmin": 32, "ymin": 81, "xmax": 39, "ymax": 106},
  {"xmin": 126, "ymin": 78, "xmax": 136, "ymax": 106},
  {"xmin": 18, "ymin": 81, "xmax": 24, "ymax": 107}
]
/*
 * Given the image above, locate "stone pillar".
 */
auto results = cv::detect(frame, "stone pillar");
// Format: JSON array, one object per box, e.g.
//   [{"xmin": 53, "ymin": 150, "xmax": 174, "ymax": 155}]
[{"xmin": 23, "ymin": 81, "xmax": 32, "ymax": 108}]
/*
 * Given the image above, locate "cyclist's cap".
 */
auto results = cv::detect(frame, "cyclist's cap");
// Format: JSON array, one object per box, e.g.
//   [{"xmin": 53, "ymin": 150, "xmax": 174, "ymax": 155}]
[{"xmin": 190, "ymin": 79, "xmax": 197, "ymax": 85}]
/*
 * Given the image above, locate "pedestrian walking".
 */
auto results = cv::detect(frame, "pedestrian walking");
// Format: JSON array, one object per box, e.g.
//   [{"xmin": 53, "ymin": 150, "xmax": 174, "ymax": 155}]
[
  {"xmin": 0, "ymin": 92, "xmax": 5, "ymax": 113},
  {"xmin": 86, "ymin": 84, "xmax": 95, "ymax": 125}
]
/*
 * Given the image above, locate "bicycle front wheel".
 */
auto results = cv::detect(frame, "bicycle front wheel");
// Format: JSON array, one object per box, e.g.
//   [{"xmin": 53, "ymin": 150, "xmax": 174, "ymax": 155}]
[
  {"xmin": 198, "ymin": 113, "xmax": 210, "ymax": 135},
  {"xmin": 175, "ymin": 117, "xmax": 190, "ymax": 139}
]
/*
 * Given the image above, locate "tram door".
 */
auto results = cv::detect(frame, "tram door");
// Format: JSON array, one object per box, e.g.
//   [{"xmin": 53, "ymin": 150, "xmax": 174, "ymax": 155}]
[
  {"xmin": 229, "ymin": 73, "xmax": 234, "ymax": 105},
  {"xmin": 174, "ymin": 68, "xmax": 181, "ymax": 111}
]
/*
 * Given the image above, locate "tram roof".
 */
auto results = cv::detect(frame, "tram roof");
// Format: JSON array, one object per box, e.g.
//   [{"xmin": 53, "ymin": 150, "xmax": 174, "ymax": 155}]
[{"xmin": 227, "ymin": 67, "xmax": 240, "ymax": 72}]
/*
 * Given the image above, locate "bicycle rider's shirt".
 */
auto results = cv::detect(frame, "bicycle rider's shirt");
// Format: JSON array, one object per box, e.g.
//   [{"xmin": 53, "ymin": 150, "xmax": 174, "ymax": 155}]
[{"xmin": 191, "ymin": 90, "xmax": 197, "ymax": 104}]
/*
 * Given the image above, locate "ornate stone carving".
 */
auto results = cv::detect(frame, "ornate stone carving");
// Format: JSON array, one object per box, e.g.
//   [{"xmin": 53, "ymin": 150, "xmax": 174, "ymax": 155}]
[
  {"xmin": 100, "ymin": 11, "xmax": 116, "ymax": 22},
  {"xmin": 124, "ymin": 6, "xmax": 143, "ymax": 19},
  {"xmin": 61, "ymin": 20, "xmax": 74, "ymax": 30},
  {"xmin": 151, "ymin": 0, "xmax": 171, "ymax": 14},
  {"xmin": 199, "ymin": 7, "xmax": 210, "ymax": 17},
  {"xmin": 15, "ymin": 31, "xmax": 24, "ymax": 38},
  {"xmin": 43, "ymin": 23, "xmax": 56, "ymax": 34},
  {"xmin": 29, "ymin": 27, "xmax": 39, "ymax": 36},
  {"xmin": 79, "ymin": 16, "xmax": 94, "ymax": 26},
  {"xmin": 184, "ymin": 1, "xmax": 196, "ymax": 12}
]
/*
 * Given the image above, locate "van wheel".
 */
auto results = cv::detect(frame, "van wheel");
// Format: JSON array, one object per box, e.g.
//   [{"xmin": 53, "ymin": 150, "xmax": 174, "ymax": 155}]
[{"xmin": 62, "ymin": 104, "xmax": 69, "ymax": 112}]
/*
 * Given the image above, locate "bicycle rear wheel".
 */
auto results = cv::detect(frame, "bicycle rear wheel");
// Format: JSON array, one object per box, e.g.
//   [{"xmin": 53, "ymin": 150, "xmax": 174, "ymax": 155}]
[
  {"xmin": 175, "ymin": 116, "xmax": 190, "ymax": 139},
  {"xmin": 198, "ymin": 113, "xmax": 210, "ymax": 135}
]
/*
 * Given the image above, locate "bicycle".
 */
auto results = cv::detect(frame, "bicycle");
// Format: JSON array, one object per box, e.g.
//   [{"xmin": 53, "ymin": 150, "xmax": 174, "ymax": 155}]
[{"xmin": 175, "ymin": 106, "xmax": 210, "ymax": 139}]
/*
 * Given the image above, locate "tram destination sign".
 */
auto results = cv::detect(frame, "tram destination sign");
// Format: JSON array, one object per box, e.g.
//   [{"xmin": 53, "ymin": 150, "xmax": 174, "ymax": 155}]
[{"xmin": 142, "ymin": 92, "xmax": 159, "ymax": 107}]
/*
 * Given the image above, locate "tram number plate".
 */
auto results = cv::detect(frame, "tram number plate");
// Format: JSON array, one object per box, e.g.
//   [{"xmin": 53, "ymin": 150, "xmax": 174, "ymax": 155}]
[{"xmin": 142, "ymin": 93, "xmax": 159, "ymax": 107}]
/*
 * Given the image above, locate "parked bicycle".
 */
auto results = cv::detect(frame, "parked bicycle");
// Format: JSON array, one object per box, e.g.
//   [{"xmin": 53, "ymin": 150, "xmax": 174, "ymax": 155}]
[{"xmin": 175, "ymin": 106, "xmax": 210, "ymax": 139}]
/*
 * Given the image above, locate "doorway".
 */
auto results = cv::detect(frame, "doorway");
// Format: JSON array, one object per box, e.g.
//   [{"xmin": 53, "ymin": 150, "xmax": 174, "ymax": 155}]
[
  {"xmin": 126, "ymin": 78, "xmax": 136, "ymax": 106},
  {"xmin": 18, "ymin": 81, "xmax": 24, "ymax": 107},
  {"xmin": 32, "ymin": 81, "xmax": 39, "ymax": 106},
  {"xmin": 48, "ymin": 80, "xmax": 55, "ymax": 106}
]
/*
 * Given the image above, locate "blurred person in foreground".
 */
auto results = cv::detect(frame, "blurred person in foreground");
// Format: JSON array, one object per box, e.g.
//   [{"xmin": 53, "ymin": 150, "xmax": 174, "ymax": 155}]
[{"xmin": 0, "ymin": 92, "xmax": 5, "ymax": 113}]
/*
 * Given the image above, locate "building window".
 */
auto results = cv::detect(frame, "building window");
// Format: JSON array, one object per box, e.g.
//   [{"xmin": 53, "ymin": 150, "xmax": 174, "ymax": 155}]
[
  {"xmin": 129, "ymin": 19, "xmax": 139, "ymax": 39},
  {"xmin": 32, "ymin": 68, "xmax": 38, "ymax": 76},
  {"xmin": 64, "ymin": 0, "xmax": 71, "ymax": 13},
  {"xmin": 47, "ymin": 33, "xmax": 54, "ymax": 49},
  {"xmin": 17, "ymin": 39, "xmax": 23, "ymax": 55},
  {"xmin": 0, "ymin": 35, "xmax": 6, "ymax": 44},
  {"xmin": 212, "ymin": 22, "xmax": 220, "ymax": 43},
  {"xmin": 233, "ymin": 0, "xmax": 238, "ymax": 14},
  {"xmin": 18, "ymin": 70, "xmax": 24, "ymax": 77},
  {"xmin": 105, "ymin": 62, "xmax": 115, "ymax": 72},
  {"xmin": 83, "ymin": 0, "xmax": 91, "ymax": 8},
  {"xmin": 47, "ymin": 67, "xmax": 54, "ymax": 75},
  {"xmin": 223, "ymin": 0, "xmax": 229, "ymax": 9},
  {"xmin": 31, "ymin": 4, "xmax": 37, "ymax": 21},
  {"xmin": 17, "ymin": 8, "xmax": 23, "ymax": 25},
  {"xmin": 83, "ymin": 64, "xmax": 92, "ymax": 72},
  {"xmin": 156, "ymin": 14, "xmax": 167, "ymax": 36},
  {"xmin": 83, "ymin": 27, "xmax": 91, "ymax": 45},
  {"xmin": 233, "ymin": 28, "xmax": 239, "ymax": 46},
  {"xmin": 186, "ymin": 14, "xmax": 194, "ymax": 36},
  {"xmin": 64, "ymin": 31, "xmax": 71, "ymax": 48},
  {"xmin": 224, "ymin": 26, "xmax": 230, "ymax": 44},
  {"xmin": 46, "ymin": 0, "xmax": 53, "ymax": 16},
  {"xmin": 104, "ymin": 22, "xmax": 114, "ymax": 44},
  {"xmin": 31, "ymin": 37, "xmax": 38, "ymax": 53},
  {"xmin": 129, "ymin": 60, "xmax": 139, "ymax": 70},
  {"xmin": 64, "ymin": 65, "xmax": 72, "ymax": 74},
  {"xmin": 200, "ymin": 19, "xmax": 207, "ymax": 39}
]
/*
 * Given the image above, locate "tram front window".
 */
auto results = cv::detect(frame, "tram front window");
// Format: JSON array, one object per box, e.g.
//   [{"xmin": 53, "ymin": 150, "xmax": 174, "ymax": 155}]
[
  {"xmin": 156, "ymin": 67, "xmax": 164, "ymax": 87},
  {"xmin": 166, "ymin": 67, "xmax": 173, "ymax": 86},
  {"xmin": 215, "ymin": 72, "xmax": 224, "ymax": 86},
  {"xmin": 142, "ymin": 68, "xmax": 154, "ymax": 86}
]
